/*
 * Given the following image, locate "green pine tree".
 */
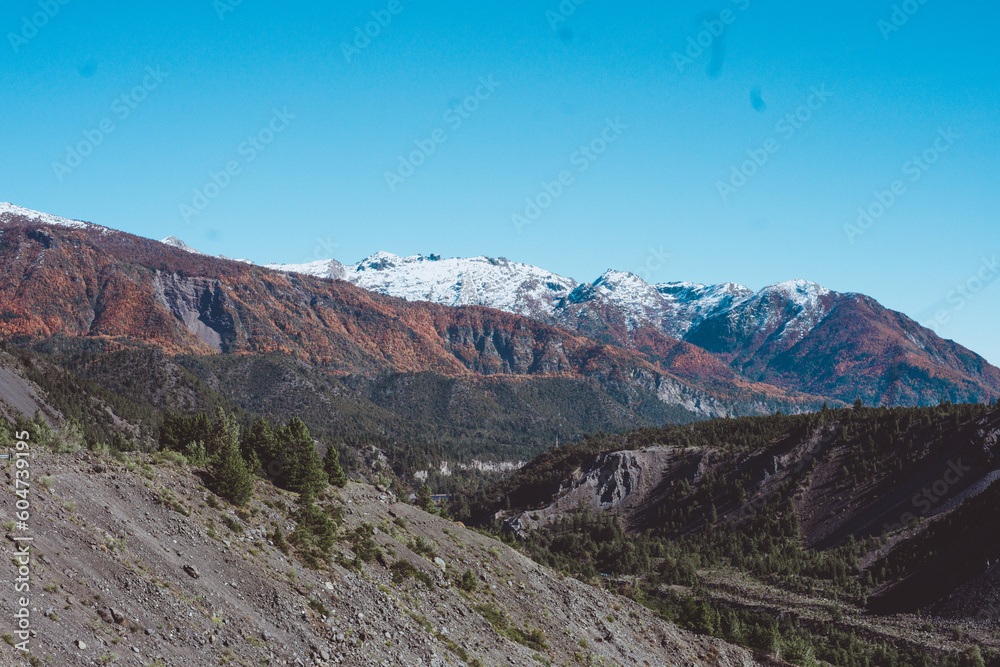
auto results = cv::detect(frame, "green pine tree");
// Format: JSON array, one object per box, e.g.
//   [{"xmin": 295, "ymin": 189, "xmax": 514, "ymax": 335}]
[
  {"xmin": 324, "ymin": 444, "xmax": 348, "ymax": 488},
  {"xmin": 961, "ymin": 646, "xmax": 986, "ymax": 667},
  {"xmin": 20, "ymin": 410, "xmax": 53, "ymax": 448},
  {"xmin": 416, "ymin": 483, "xmax": 433, "ymax": 512},
  {"xmin": 278, "ymin": 418, "xmax": 327, "ymax": 495},
  {"xmin": 161, "ymin": 412, "xmax": 213, "ymax": 454},
  {"xmin": 244, "ymin": 418, "xmax": 279, "ymax": 471},
  {"xmin": 289, "ymin": 490, "xmax": 341, "ymax": 561},
  {"xmin": 210, "ymin": 410, "xmax": 254, "ymax": 506}
]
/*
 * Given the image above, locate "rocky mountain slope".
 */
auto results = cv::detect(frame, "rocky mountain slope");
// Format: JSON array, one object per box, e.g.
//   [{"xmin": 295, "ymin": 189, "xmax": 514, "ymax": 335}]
[
  {"xmin": 12, "ymin": 201, "xmax": 991, "ymax": 417},
  {"xmin": 477, "ymin": 404, "xmax": 1000, "ymax": 619},
  {"xmin": 0, "ymin": 449, "xmax": 771, "ymax": 667},
  {"xmin": 0, "ymin": 204, "xmax": 830, "ymax": 427},
  {"xmin": 465, "ymin": 404, "xmax": 1000, "ymax": 665},
  {"xmin": 267, "ymin": 249, "xmax": 1000, "ymax": 408}
]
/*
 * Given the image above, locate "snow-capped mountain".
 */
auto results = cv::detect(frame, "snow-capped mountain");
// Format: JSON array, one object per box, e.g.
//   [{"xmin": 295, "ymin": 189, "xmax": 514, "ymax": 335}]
[
  {"xmin": 174, "ymin": 241, "xmax": 833, "ymax": 358},
  {"xmin": 269, "ymin": 252, "xmax": 578, "ymax": 321},
  {"xmin": 266, "ymin": 252, "xmax": 757, "ymax": 336},
  {"xmin": 1, "ymin": 202, "xmax": 997, "ymax": 407},
  {"xmin": 264, "ymin": 251, "xmax": 1000, "ymax": 406},
  {"xmin": 266, "ymin": 252, "xmax": 839, "ymax": 350},
  {"xmin": 263, "ymin": 250, "xmax": 846, "ymax": 351},
  {"xmin": 160, "ymin": 236, "xmax": 205, "ymax": 255},
  {"xmin": 264, "ymin": 258, "xmax": 346, "ymax": 281},
  {"xmin": 655, "ymin": 281, "xmax": 757, "ymax": 337},
  {"xmin": 685, "ymin": 280, "xmax": 838, "ymax": 354},
  {"xmin": 565, "ymin": 270, "xmax": 674, "ymax": 332},
  {"xmin": 0, "ymin": 202, "xmax": 94, "ymax": 230},
  {"xmin": 267, "ymin": 251, "xmax": 833, "ymax": 352}
]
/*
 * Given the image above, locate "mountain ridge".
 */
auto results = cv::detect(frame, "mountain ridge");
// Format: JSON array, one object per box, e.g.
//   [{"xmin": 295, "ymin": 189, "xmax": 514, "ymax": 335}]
[
  {"xmin": 259, "ymin": 246, "xmax": 1000, "ymax": 407},
  {"xmin": 5, "ymin": 203, "xmax": 998, "ymax": 408},
  {"xmin": 0, "ymin": 204, "xmax": 830, "ymax": 426}
]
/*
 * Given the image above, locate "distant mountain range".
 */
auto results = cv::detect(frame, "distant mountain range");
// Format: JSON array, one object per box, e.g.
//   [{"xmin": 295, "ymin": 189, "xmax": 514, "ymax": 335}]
[
  {"xmin": 262, "ymin": 250, "xmax": 1000, "ymax": 407},
  {"xmin": 2, "ymin": 203, "xmax": 997, "ymax": 663},
  {"xmin": 0, "ymin": 202, "xmax": 827, "ymax": 436},
  {"xmin": 1, "ymin": 202, "xmax": 997, "ymax": 421}
]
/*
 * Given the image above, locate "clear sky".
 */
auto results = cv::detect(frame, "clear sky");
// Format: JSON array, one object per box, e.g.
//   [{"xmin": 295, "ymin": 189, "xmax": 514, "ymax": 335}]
[{"xmin": 3, "ymin": 1, "xmax": 999, "ymax": 363}]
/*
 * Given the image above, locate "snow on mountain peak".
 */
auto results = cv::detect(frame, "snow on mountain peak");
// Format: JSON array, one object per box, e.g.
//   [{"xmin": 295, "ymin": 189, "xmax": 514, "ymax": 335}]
[
  {"xmin": 341, "ymin": 253, "xmax": 577, "ymax": 316},
  {"xmin": 593, "ymin": 269, "xmax": 647, "ymax": 288},
  {"xmin": 739, "ymin": 279, "xmax": 836, "ymax": 342},
  {"xmin": 719, "ymin": 281, "xmax": 755, "ymax": 294},
  {"xmin": 579, "ymin": 269, "xmax": 673, "ymax": 328},
  {"xmin": 355, "ymin": 251, "xmax": 405, "ymax": 271},
  {"xmin": 764, "ymin": 278, "xmax": 829, "ymax": 293},
  {"xmin": 0, "ymin": 202, "xmax": 92, "ymax": 230},
  {"xmin": 759, "ymin": 279, "xmax": 832, "ymax": 309},
  {"xmin": 265, "ymin": 258, "xmax": 345, "ymax": 280},
  {"xmin": 658, "ymin": 280, "xmax": 706, "ymax": 291},
  {"xmin": 263, "ymin": 249, "xmax": 841, "ymax": 346},
  {"xmin": 650, "ymin": 281, "xmax": 755, "ymax": 337},
  {"xmin": 657, "ymin": 281, "xmax": 753, "ymax": 301},
  {"xmin": 160, "ymin": 236, "xmax": 205, "ymax": 255}
]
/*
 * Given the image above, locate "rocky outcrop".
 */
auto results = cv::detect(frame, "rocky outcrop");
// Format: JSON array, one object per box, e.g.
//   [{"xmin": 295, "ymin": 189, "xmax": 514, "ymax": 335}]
[
  {"xmin": 508, "ymin": 446, "xmax": 709, "ymax": 536},
  {"xmin": 153, "ymin": 272, "xmax": 236, "ymax": 352}
]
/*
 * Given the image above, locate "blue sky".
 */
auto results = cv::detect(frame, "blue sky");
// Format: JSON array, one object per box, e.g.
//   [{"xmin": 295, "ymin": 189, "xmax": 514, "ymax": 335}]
[{"xmin": 3, "ymin": 1, "xmax": 999, "ymax": 363}]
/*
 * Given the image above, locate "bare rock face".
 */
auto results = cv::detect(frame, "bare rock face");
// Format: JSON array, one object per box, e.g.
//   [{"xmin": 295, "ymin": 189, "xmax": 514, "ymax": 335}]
[
  {"xmin": 153, "ymin": 272, "xmax": 236, "ymax": 352},
  {"xmin": 508, "ymin": 446, "xmax": 706, "ymax": 536},
  {"xmin": 591, "ymin": 451, "xmax": 643, "ymax": 509},
  {"xmin": 934, "ymin": 561, "xmax": 1000, "ymax": 622},
  {"xmin": 0, "ymin": 450, "xmax": 766, "ymax": 667},
  {"xmin": 0, "ymin": 350, "xmax": 56, "ymax": 423}
]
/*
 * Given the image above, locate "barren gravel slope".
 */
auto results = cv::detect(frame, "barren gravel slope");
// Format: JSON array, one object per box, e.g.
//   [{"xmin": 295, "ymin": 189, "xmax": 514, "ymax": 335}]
[{"xmin": 0, "ymin": 450, "xmax": 767, "ymax": 666}]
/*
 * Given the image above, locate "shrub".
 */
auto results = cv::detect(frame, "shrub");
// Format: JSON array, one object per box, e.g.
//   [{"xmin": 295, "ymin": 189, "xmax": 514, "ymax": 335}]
[
  {"xmin": 111, "ymin": 432, "xmax": 133, "ymax": 453},
  {"xmin": 391, "ymin": 560, "xmax": 434, "ymax": 587},
  {"xmin": 271, "ymin": 526, "xmax": 290, "ymax": 555},
  {"xmin": 221, "ymin": 515, "xmax": 243, "ymax": 534},
  {"xmin": 391, "ymin": 560, "xmax": 419, "ymax": 584},
  {"xmin": 459, "ymin": 569, "xmax": 478, "ymax": 593},
  {"xmin": 409, "ymin": 536, "xmax": 436, "ymax": 559},
  {"xmin": 50, "ymin": 419, "xmax": 85, "ymax": 454},
  {"xmin": 474, "ymin": 604, "xmax": 548, "ymax": 651},
  {"xmin": 348, "ymin": 523, "xmax": 382, "ymax": 564},
  {"xmin": 307, "ymin": 598, "xmax": 330, "ymax": 617},
  {"xmin": 153, "ymin": 450, "xmax": 188, "ymax": 466}
]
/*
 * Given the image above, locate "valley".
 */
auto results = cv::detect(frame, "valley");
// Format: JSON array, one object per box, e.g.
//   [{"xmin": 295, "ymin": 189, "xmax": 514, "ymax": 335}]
[
  {"xmin": 467, "ymin": 404, "xmax": 1000, "ymax": 665},
  {"xmin": 0, "ymin": 204, "xmax": 997, "ymax": 666}
]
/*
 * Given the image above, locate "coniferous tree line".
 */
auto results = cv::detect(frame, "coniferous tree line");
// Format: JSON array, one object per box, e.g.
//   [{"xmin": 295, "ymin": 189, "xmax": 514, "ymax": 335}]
[
  {"xmin": 466, "ymin": 402, "xmax": 999, "ymax": 667},
  {"xmin": 159, "ymin": 410, "xmax": 347, "ymax": 505},
  {"xmin": 465, "ymin": 402, "xmax": 997, "ymax": 523}
]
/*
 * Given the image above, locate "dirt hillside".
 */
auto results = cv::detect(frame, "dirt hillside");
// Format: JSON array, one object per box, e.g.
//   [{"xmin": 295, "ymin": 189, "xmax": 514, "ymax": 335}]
[{"xmin": 0, "ymin": 450, "xmax": 769, "ymax": 666}]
